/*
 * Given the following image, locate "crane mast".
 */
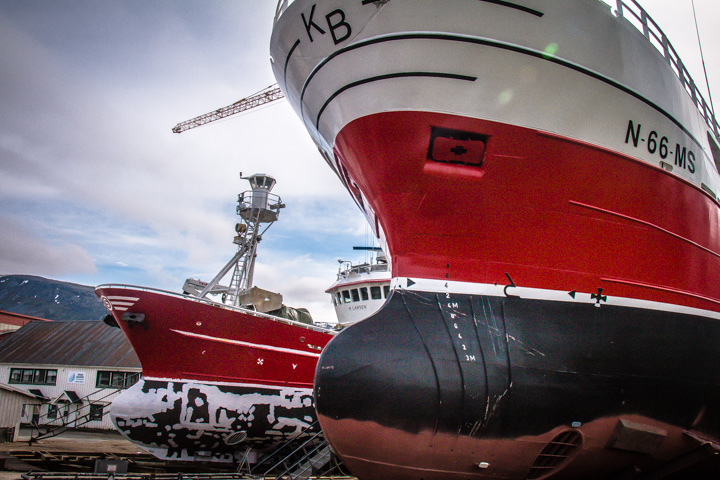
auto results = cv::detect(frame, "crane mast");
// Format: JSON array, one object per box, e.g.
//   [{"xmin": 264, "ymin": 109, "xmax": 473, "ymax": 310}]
[{"xmin": 172, "ymin": 85, "xmax": 285, "ymax": 134}]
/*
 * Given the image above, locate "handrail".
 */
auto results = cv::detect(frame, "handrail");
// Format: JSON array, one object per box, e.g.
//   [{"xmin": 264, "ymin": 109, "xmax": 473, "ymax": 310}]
[
  {"xmin": 95, "ymin": 284, "xmax": 335, "ymax": 334},
  {"xmin": 339, "ymin": 262, "xmax": 389, "ymax": 278},
  {"xmin": 28, "ymin": 372, "xmax": 142, "ymax": 442},
  {"xmin": 237, "ymin": 191, "xmax": 283, "ymax": 212},
  {"xmin": 274, "ymin": 0, "xmax": 292, "ymax": 24},
  {"xmin": 268, "ymin": 440, "xmax": 331, "ymax": 479},
  {"xmin": 253, "ymin": 421, "xmax": 323, "ymax": 473},
  {"xmin": 613, "ymin": 0, "xmax": 719, "ymax": 138}
]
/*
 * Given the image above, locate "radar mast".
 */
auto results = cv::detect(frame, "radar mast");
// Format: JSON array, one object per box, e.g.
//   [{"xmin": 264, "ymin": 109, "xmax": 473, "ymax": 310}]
[{"xmin": 182, "ymin": 173, "xmax": 285, "ymax": 309}]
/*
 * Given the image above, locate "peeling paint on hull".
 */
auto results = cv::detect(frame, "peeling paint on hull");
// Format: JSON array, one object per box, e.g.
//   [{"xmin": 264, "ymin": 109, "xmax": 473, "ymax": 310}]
[
  {"xmin": 95, "ymin": 285, "xmax": 333, "ymax": 463},
  {"xmin": 112, "ymin": 378, "xmax": 317, "ymax": 463}
]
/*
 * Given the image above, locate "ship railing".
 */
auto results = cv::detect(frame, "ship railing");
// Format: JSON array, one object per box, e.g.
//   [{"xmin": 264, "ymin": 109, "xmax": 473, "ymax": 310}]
[
  {"xmin": 612, "ymin": 0, "xmax": 719, "ymax": 138},
  {"xmin": 340, "ymin": 262, "xmax": 389, "ymax": 277},
  {"xmin": 96, "ymin": 284, "xmax": 333, "ymax": 334},
  {"xmin": 274, "ymin": 0, "xmax": 294, "ymax": 24},
  {"xmin": 237, "ymin": 191, "xmax": 283, "ymax": 215},
  {"xmin": 274, "ymin": 0, "xmax": 719, "ymax": 139}
]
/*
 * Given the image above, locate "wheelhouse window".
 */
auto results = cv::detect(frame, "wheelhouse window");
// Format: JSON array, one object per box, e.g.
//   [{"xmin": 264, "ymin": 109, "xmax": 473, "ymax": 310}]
[
  {"xmin": 384, "ymin": 286, "xmax": 390, "ymax": 298},
  {"xmin": 338, "ymin": 286, "xmax": 386, "ymax": 304},
  {"xmin": 9, "ymin": 368, "xmax": 57, "ymax": 385},
  {"xmin": 96, "ymin": 371, "xmax": 139, "ymax": 389}
]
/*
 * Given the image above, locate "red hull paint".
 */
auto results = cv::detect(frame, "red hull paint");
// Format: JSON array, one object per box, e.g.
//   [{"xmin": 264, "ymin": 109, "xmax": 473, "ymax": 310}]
[
  {"xmin": 96, "ymin": 286, "xmax": 333, "ymax": 389},
  {"xmin": 320, "ymin": 415, "xmax": 699, "ymax": 480},
  {"xmin": 334, "ymin": 111, "xmax": 720, "ymax": 313}
]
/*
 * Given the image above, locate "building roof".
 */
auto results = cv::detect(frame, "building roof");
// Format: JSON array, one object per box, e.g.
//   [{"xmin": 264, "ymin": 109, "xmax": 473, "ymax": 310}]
[
  {"xmin": 0, "ymin": 309, "xmax": 52, "ymax": 330},
  {"xmin": 0, "ymin": 321, "xmax": 140, "ymax": 369},
  {"xmin": 0, "ymin": 382, "xmax": 37, "ymax": 398}
]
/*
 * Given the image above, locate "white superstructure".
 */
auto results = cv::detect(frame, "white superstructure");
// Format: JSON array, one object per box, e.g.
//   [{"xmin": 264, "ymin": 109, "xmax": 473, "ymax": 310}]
[{"xmin": 326, "ymin": 249, "xmax": 390, "ymax": 325}]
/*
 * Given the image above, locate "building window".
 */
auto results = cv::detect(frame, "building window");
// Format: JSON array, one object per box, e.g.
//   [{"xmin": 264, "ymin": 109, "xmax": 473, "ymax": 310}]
[
  {"xmin": 47, "ymin": 404, "xmax": 58, "ymax": 420},
  {"xmin": 96, "ymin": 371, "xmax": 110, "ymax": 387},
  {"xmin": 9, "ymin": 368, "xmax": 57, "ymax": 385},
  {"xmin": 89, "ymin": 404, "xmax": 104, "ymax": 421},
  {"xmin": 96, "ymin": 371, "xmax": 139, "ymax": 389}
]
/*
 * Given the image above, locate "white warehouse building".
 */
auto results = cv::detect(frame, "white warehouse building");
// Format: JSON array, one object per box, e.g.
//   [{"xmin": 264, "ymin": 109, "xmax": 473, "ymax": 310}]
[{"xmin": 0, "ymin": 320, "xmax": 141, "ymax": 440}]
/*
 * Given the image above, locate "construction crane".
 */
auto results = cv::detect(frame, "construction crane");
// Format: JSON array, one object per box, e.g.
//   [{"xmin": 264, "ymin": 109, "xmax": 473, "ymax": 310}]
[{"xmin": 171, "ymin": 84, "xmax": 285, "ymax": 134}]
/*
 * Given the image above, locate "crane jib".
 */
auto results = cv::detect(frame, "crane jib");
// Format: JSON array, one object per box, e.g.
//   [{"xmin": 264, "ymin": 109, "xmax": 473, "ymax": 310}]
[{"xmin": 171, "ymin": 85, "xmax": 285, "ymax": 133}]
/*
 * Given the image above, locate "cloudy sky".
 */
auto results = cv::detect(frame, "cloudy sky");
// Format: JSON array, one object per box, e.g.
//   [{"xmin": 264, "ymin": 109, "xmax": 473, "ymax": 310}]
[{"xmin": 1, "ymin": 0, "xmax": 719, "ymax": 322}]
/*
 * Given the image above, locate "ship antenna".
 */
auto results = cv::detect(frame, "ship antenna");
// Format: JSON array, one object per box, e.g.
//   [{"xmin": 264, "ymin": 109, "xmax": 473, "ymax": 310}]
[{"xmin": 692, "ymin": 0, "xmax": 717, "ymax": 128}]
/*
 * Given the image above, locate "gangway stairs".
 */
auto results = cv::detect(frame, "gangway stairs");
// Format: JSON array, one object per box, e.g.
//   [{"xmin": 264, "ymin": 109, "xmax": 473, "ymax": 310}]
[
  {"xmin": 289, "ymin": 443, "xmax": 333, "ymax": 480},
  {"xmin": 28, "ymin": 372, "xmax": 141, "ymax": 444},
  {"xmin": 249, "ymin": 421, "xmax": 345, "ymax": 480}
]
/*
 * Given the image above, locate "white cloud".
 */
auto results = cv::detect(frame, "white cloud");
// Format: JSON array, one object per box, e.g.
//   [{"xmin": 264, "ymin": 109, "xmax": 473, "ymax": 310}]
[
  {"xmin": 1, "ymin": 0, "xmax": 717, "ymax": 321},
  {"xmin": 0, "ymin": 1, "xmax": 367, "ymax": 305},
  {"xmin": 0, "ymin": 215, "xmax": 96, "ymax": 276},
  {"xmin": 251, "ymin": 253, "xmax": 343, "ymax": 324}
]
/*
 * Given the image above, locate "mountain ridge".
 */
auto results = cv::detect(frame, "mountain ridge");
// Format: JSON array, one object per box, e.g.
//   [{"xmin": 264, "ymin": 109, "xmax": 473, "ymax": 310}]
[{"xmin": 0, "ymin": 274, "xmax": 107, "ymax": 321}]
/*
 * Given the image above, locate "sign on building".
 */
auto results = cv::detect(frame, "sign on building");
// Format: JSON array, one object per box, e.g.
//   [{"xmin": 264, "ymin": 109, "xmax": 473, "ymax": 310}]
[{"xmin": 67, "ymin": 372, "xmax": 86, "ymax": 384}]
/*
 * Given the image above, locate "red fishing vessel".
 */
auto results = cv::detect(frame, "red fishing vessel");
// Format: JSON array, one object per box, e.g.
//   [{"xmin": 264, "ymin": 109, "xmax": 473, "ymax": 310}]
[
  {"xmin": 96, "ymin": 174, "xmax": 334, "ymax": 464},
  {"xmin": 271, "ymin": 0, "xmax": 720, "ymax": 478}
]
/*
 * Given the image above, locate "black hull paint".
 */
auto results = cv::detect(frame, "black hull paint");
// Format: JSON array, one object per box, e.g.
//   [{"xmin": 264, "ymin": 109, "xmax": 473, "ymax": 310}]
[{"xmin": 315, "ymin": 289, "xmax": 720, "ymax": 479}]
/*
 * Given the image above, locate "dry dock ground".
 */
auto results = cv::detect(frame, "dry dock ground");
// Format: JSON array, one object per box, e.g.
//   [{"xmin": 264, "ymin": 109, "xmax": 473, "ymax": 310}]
[
  {"xmin": 0, "ymin": 429, "xmax": 356, "ymax": 480},
  {"xmin": 0, "ymin": 429, "xmax": 148, "ymax": 480}
]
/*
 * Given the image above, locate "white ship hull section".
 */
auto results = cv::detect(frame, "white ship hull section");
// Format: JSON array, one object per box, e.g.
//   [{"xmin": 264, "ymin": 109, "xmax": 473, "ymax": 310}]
[{"xmin": 271, "ymin": 0, "xmax": 719, "ymax": 196}]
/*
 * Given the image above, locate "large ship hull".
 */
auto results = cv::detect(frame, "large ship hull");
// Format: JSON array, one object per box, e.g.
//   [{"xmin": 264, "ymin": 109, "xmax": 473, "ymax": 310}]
[
  {"xmin": 318, "ymin": 290, "xmax": 720, "ymax": 479},
  {"xmin": 96, "ymin": 285, "xmax": 332, "ymax": 463},
  {"xmin": 270, "ymin": 0, "xmax": 720, "ymax": 478}
]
